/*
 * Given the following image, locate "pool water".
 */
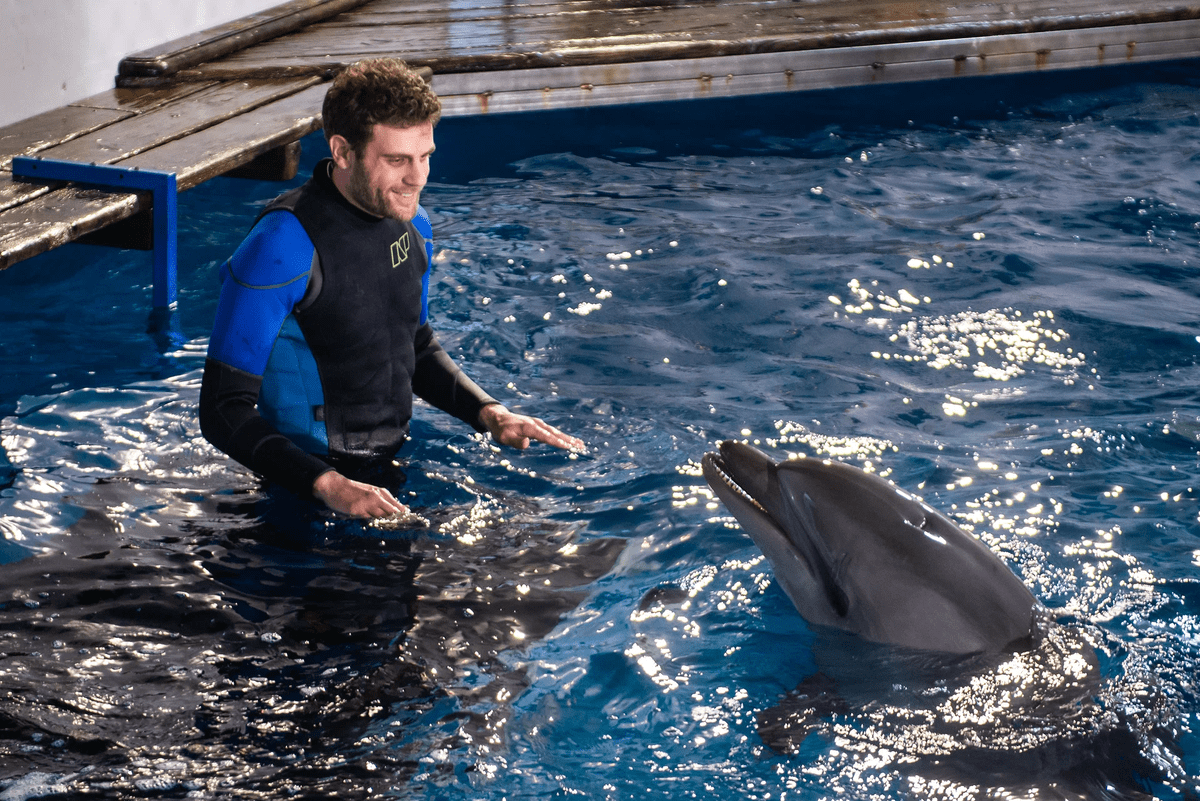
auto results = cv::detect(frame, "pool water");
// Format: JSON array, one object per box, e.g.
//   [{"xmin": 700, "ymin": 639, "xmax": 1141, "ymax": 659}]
[{"xmin": 1, "ymin": 62, "xmax": 1199, "ymax": 799}]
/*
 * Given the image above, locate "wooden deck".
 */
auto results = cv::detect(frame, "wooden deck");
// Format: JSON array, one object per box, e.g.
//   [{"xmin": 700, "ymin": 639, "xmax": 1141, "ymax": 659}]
[{"xmin": 3, "ymin": 0, "xmax": 1200, "ymax": 275}]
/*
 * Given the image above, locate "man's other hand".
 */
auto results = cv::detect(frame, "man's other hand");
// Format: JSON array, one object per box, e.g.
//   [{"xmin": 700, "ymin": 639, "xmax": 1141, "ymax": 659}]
[
  {"xmin": 312, "ymin": 470, "xmax": 408, "ymax": 518},
  {"xmin": 479, "ymin": 405, "xmax": 584, "ymax": 452}
]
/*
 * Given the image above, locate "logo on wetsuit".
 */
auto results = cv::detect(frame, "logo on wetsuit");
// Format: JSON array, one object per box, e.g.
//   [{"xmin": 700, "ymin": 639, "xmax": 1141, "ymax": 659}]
[{"xmin": 390, "ymin": 232, "xmax": 410, "ymax": 268}]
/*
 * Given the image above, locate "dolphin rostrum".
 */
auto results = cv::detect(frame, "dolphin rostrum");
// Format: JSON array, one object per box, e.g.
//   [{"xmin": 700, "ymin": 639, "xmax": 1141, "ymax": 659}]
[{"xmin": 701, "ymin": 441, "xmax": 1037, "ymax": 654}]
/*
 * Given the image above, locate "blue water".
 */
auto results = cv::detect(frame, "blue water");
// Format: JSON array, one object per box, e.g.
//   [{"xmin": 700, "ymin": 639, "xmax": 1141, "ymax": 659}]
[{"xmin": 1, "ymin": 63, "xmax": 1199, "ymax": 799}]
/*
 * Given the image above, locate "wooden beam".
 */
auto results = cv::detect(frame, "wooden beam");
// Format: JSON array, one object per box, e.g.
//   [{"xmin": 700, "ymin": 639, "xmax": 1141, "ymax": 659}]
[
  {"xmin": 432, "ymin": 18, "xmax": 1200, "ymax": 115},
  {"xmin": 224, "ymin": 139, "xmax": 303, "ymax": 181},
  {"xmin": 118, "ymin": 0, "xmax": 374, "ymax": 84}
]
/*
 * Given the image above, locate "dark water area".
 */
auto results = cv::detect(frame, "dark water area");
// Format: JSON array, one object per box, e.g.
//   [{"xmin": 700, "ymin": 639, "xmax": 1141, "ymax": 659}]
[{"xmin": 1, "ymin": 62, "xmax": 1199, "ymax": 798}]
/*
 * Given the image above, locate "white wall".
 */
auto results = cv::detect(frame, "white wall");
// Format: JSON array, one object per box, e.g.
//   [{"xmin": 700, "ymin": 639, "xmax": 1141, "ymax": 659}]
[{"xmin": 0, "ymin": 0, "xmax": 285, "ymax": 127}]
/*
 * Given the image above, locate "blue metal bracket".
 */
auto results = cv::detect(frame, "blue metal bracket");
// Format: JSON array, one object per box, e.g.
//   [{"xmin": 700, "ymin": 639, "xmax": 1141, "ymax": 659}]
[{"xmin": 12, "ymin": 156, "xmax": 178, "ymax": 309}]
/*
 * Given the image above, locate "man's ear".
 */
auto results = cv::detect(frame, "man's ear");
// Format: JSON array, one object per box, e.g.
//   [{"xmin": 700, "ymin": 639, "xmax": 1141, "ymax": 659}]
[{"xmin": 329, "ymin": 134, "xmax": 355, "ymax": 170}]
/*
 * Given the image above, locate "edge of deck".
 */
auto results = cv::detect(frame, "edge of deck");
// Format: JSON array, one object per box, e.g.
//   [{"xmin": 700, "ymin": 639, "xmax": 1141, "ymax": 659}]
[{"xmin": 117, "ymin": 0, "xmax": 372, "ymax": 81}]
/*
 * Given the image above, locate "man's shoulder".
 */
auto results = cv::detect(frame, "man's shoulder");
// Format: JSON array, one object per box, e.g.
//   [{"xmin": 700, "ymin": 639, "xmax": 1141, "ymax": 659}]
[
  {"xmin": 227, "ymin": 210, "xmax": 315, "ymax": 289},
  {"xmin": 413, "ymin": 205, "xmax": 432, "ymax": 240}
]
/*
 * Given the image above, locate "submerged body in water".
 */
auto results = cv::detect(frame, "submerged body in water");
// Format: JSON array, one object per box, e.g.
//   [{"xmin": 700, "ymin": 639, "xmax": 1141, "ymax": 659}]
[{"xmin": 0, "ymin": 457, "xmax": 622, "ymax": 797}]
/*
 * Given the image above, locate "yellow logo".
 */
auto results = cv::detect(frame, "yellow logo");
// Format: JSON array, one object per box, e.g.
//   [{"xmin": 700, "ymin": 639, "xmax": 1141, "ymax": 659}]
[{"xmin": 390, "ymin": 232, "xmax": 410, "ymax": 268}]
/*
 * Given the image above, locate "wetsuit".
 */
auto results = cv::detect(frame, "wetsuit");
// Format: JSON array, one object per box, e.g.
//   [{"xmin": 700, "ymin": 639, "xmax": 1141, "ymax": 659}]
[{"xmin": 199, "ymin": 159, "xmax": 497, "ymax": 496}]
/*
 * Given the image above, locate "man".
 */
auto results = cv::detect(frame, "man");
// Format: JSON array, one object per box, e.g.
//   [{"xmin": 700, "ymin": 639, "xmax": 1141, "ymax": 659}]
[{"xmin": 199, "ymin": 58, "xmax": 580, "ymax": 519}]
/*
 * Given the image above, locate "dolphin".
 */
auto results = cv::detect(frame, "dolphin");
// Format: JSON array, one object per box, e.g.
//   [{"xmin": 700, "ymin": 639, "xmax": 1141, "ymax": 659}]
[{"xmin": 701, "ymin": 441, "xmax": 1037, "ymax": 654}]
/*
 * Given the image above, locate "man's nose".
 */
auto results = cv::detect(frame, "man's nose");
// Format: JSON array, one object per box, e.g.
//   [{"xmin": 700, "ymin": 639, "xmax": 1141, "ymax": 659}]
[{"xmin": 403, "ymin": 162, "xmax": 427, "ymax": 187}]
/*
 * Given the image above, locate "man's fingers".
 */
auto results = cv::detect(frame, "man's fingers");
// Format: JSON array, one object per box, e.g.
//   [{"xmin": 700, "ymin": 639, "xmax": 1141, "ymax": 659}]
[
  {"xmin": 481, "ymin": 406, "xmax": 586, "ymax": 452},
  {"xmin": 532, "ymin": 419, "xmax": 583, "ymax": 450},
  {"xmin": 510, "ymin": 416, "xmax": 584, "ymax": 451},
  {"xmin": 529, "ymin": 419, "xmax": 584, "ymax": 451},
  {"xmin": 359, "ymin": 486, "xmax": 406, "ymax": 518},
  {"xmin": 314, "ymin": 471, "xmax": 407, "ymax": 519}
]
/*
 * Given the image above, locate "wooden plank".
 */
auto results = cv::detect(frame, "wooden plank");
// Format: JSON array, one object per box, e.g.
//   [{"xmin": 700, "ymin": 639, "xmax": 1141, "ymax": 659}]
[
  {"xmin": 0, "ymin": 187, "xmax": 143, "ymax": 270},
  {"xmin": 0, "ymin": 81, "xmax": 327, "ymax": 269},
  {"xmin": 0, "ymin": 81, "xmax": 326, "ymax": 268},
  {"xmin": 329, "ymin": 1, "xmax": 1001, "ymax": 30},
  {"xmin": 0, "ymin": 84, "xmax": 222, "ymax": 201},
  {"xmin": 369, "ymin": 0, "xmax": 1200, "ymax": 17},
  {"xmin": 340, "ymin": 0, "xmax": 1148, "ymax": 20},
  {"xmin": 434, "ymin": 18, "xmax": 1200, "ymax": 115},
  {"xmin": 0, "ymin": 84, "xmax": 221, "ymax": 210},
  {"xmin": 0, "ymin": 107, "xmax": 132, "ymax": 169},
  {"xmin": 328, "ymin": 0, "xmax": 735, "ymax": 27},
  {"xmin": 68, "ymin": 82, "xmax": 217, "ymax": 113},
  {"xmin": 118, "ymin": 0, "xmax": 373, "ymax": 82},
  {"xmin": 223, "ymin": 0, "xmax": 1200, "ymax": 48},
  {"xmin": 39, "ymin": 77, "xmax": 321, "ymax": 167},
  {"xmin": 120, "ymin": 81, "xmax": 326, "ymax": 189},
  {"xmin": 181, "ymin": 1, "xmax": 1200, "ymax": 77},
  {"xmin": 0, "ymin": 174, "xmax": 57, "ymax": 214},
  {"xmin": 467, "ymin": 16, "xmax": 1200, "ymax": 90}
]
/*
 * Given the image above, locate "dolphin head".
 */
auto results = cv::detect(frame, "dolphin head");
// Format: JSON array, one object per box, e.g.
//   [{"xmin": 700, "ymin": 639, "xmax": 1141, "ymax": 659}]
[{"xmin": 702, "ymin": 441, "xmax": 1036, "ymax": 654}]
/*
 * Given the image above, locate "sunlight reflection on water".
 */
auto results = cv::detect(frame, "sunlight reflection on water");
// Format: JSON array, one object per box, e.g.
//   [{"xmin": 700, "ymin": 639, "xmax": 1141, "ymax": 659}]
[{"xmin": 2, "ymin": 67, "xmax": 1200, "ymax": 798}]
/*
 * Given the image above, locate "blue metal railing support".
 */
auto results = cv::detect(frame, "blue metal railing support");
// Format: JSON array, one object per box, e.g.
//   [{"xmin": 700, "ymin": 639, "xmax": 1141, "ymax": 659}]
[{"xmin": 11, "ymin": 156, "xmax": 179, "ymax": 309}]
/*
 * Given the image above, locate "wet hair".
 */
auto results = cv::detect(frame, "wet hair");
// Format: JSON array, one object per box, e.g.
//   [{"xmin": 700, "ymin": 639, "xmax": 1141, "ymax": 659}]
[{"xmin": 322, "ymin": 58, "xmax": 441, "ymax": 155}]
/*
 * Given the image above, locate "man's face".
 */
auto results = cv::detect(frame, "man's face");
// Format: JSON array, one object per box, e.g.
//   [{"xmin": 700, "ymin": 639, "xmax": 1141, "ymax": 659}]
[{"xmin": 331, "ymin": 121, "xmax": 434, "ymax": 222}]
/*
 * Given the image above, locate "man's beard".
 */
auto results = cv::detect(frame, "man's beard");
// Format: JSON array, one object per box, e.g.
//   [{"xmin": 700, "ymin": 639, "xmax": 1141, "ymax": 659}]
[{"xmin": 345, "ymin": 161, "xmax": 412, "ymax": 221}]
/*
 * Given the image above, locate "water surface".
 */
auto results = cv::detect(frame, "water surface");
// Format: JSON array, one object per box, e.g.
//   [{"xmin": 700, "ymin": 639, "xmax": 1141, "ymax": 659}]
[{"xmin": 1, "ymin": 64, "xmax": 1199, "ymax": 799}]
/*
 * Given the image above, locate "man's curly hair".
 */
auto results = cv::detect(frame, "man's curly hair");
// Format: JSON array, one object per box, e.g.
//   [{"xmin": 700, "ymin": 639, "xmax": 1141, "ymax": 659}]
[{"xmin": 322, "ymin": 58, "xmax": 441, "ymax": 155}]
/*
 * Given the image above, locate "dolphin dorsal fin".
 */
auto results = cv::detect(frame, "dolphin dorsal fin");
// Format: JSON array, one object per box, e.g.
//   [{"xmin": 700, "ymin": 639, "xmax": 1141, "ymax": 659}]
[{"xmin": 780, "ymin": 484, "xmax": 851, "ymax": 618}]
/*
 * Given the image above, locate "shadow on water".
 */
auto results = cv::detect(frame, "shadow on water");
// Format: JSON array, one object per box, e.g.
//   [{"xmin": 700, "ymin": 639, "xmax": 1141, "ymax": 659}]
[
  {"xmin": 754, "ymin": 622, "xmax": 1181, "ymax": 800},
  {"xmin": 631, "ymin": 551, "xmax": 1193, "ymax": 800},
  {"xmin": 0, "ymin": 456, "xmax": 622, "ymax": 798}
]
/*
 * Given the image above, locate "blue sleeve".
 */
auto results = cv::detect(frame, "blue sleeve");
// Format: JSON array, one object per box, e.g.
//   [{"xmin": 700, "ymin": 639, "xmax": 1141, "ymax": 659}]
[
  {"xmin": 200, "ymin": 211, "xmax": 334, "ymax": 497},
  {"xmin": 207, "ymin": 210, "xmax": 315, "ymax": 375},
  {"xmin": 414, "ymin": 204, "xmax": 433, "ymax": 327}
]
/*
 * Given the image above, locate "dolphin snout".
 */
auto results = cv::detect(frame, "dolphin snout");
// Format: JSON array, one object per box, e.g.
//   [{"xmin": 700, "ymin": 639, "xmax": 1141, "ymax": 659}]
[{"xmin": 707, "ymin": 441, "xmax": 777, "ymax": 504}]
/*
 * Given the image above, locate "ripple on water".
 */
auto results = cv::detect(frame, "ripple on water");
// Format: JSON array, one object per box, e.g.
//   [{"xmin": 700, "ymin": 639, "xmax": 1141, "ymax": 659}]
[{"xmin": 2, "ymin": 69, "xmax": 1200, "ymax": 798}]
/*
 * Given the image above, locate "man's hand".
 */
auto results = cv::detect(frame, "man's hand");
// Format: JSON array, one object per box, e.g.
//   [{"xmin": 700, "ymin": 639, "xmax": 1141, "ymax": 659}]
[
  {"xmin": 479, "ymin": 404, "xmax": 584, "ymax": 451},
  {"xmin": 312, "ymin": 470, "xmax": 408, "ymax": 518}
]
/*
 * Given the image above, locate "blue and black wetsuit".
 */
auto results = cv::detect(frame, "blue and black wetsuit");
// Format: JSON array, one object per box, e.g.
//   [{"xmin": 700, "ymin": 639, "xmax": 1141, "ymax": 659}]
[{"xmin": 199, "ymin": 159, "xmax": 497, "ymax": 496}]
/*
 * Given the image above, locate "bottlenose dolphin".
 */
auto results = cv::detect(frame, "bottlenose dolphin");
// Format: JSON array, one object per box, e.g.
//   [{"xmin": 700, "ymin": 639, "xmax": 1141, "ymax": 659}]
[{"xmin": 701, "ymin": 441, "xmax": 1037, "ymax": 654}]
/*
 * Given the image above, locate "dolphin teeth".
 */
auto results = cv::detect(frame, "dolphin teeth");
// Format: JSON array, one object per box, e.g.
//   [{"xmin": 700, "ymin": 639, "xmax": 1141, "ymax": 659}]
[{"xmin": 710, "ymin": 459, "xmax": 770, "ymax": 516}]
